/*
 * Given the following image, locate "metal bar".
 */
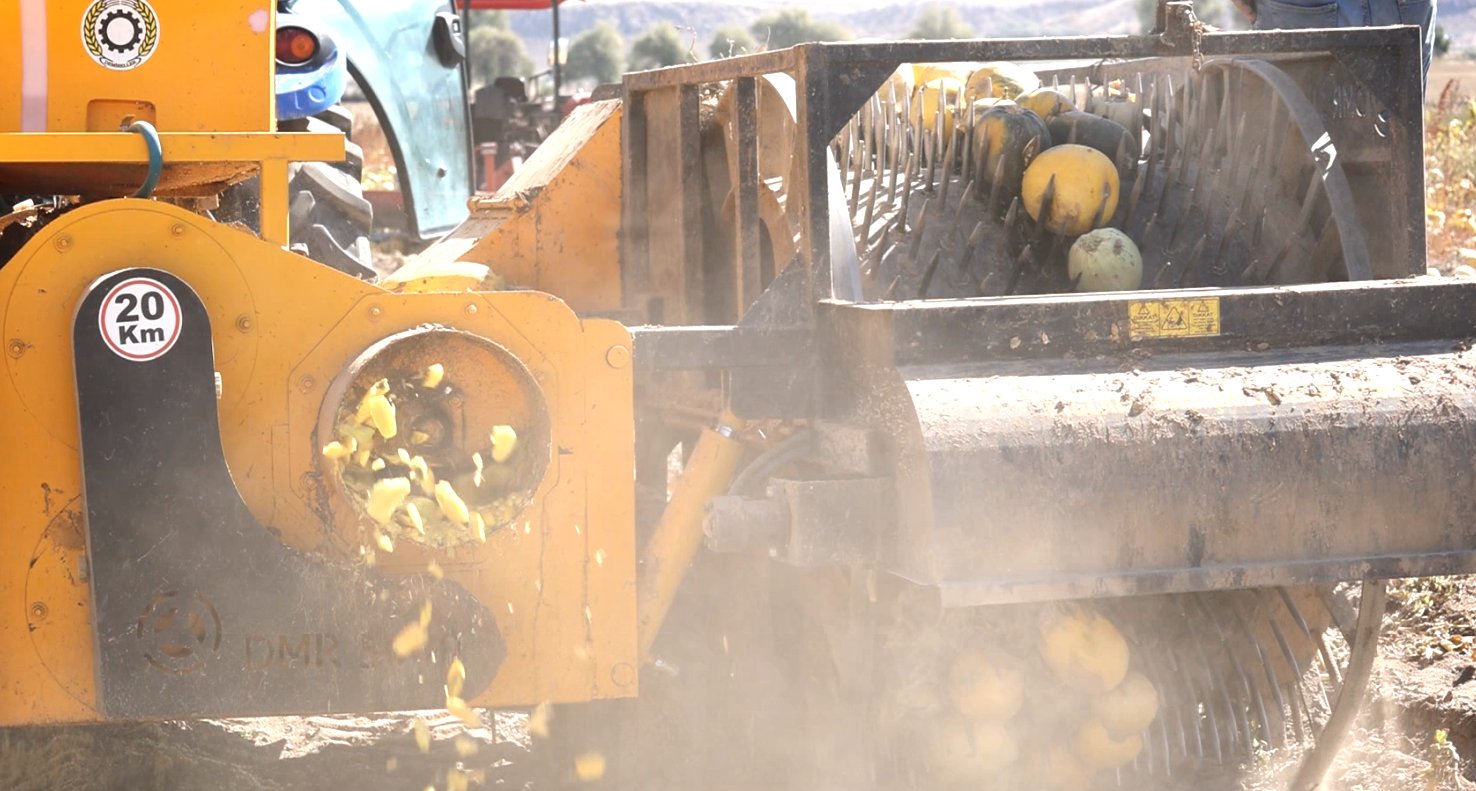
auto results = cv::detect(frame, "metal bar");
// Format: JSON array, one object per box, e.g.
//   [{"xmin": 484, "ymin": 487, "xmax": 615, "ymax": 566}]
[
  {"xmin": 258, "ymin": 159, "xmax": 290, "ymax": 247},
  {"xmin": 550, "ymin": 0, "xmax": 561, "ymax": 102},
  {"xmin": 937, "ymin": 553, "xmax": 1473, "ymax": 608},
  {"xmin": 734, "ymin": 77, "xmax": 763, "ymax": 318},
  {"xmin": 0, "ymin": 131, "xmax": 344, "ymax": 163},
  {"xmin": 794, "ymin": 48, "xmax": 828, "ymax": 308},
  {"xmin": 1288, "ymin": 580, "xmax": 1386, "ymax": 791},
  {"xmin": 631, "ymin": 326, "xmax": 814, "ymax": 371},
  {"xmin": 620, "ymin": 89, "xmax": 650, "ymax": 311},
  {"xmin": 826, "ymin": 277, "xmax": 1476, "ymax": 365},
  {"xmin": 622, "ymin": 49, "xmax": 797, "ymax": 90},
  {"xmin": 678, "ymin": 84, "xmax": 705, "ymax": 315}
]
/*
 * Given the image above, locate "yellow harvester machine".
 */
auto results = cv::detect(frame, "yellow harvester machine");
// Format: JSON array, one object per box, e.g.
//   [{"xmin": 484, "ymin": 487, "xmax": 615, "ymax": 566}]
[{"xmin": 1, "ymin": 2, "xmax": 1469, "ymax": 790}]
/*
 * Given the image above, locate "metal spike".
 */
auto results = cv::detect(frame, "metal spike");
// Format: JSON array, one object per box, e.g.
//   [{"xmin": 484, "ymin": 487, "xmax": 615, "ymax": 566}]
[
  {"xmin": 905, "ymin": 196, "xmax": 933, "ymax": 269},
  {"xmin": 1033, "ymin": 175, "xmax": 1058, "ymax": 245},
  {"xmin": 1209, "ymin": 205, "xmax": 1240, "ymax": 278},
  {"xmin": 1178, "ymin": 234, "xmax": 1208, "ymax": 287},
  {"xmin": 917, "ymin": 248, "xmax": 943, "ymax": 299},
  {"xmin": 961, "ymin": 219, "xmax": 987, "ymax": 279},
  {"xmin": 895, "ymin": 144, "xmax": 918, "ymax": 233},
  {"xmin": 986, "ymin": 141, "xmax": 1008, "ymax": 218},
  {"xmin": 1279, "ymin": 589, "xmax": 1344, "ymax": 689},
  {"xmin": 860, "ymin": 165, "xmax": 882, "ymax": 244},
  {"xmin": 937, "ymin": 122, "xmax": 960, "ymax": 210},
  {"xmin": 1235, "ymin": 144, "xmax": 1264, "ymax": 220},
  {"xmin": 1234, "ymin": 597, "xmax": 1292, "ymax": 748},
  {"xmin": 1003, "ymin": 196, "xmax": 1022, "ymax": 253},
  {"xmin": 1194, "ymin": 593, "xmax": 1268, "ymax": 757},
  {"xmin": 943, "ymin": 178, "xmax": 975, "ymax": 251},
  {"xmin": 1005, "ymin": 244, "xmax": 1033, "ymax": 296},
  {"xmin": 1126, "ymin": 166, "xmax": 1149, "ymax": 228}
]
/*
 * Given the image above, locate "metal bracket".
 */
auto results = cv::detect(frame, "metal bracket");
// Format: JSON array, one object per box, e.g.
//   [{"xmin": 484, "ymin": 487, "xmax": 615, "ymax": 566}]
[{"xmin": 74, "ymin": 268, "xmax": 503, "ymax": 719}]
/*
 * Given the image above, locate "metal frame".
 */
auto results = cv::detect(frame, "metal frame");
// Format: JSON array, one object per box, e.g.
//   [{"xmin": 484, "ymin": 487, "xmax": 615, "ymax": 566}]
[{"xmin": 620, "ymin": 14, "xmax": 1426, "ymax": 325}]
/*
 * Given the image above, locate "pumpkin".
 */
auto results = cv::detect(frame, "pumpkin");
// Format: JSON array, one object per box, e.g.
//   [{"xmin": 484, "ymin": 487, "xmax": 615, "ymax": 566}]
[
  {"xmin": 1017, "ymin": 87, "xmax": 1076, "ymax": 119},
  {"xmin": 1046, "ymin": 111, "xmax": 1136, "ymax": 167},
  {"xmin": 1068, "ymin": 228, "xmax": 1143, "ymax": 292},
  {"xmin": 965, "ymin": 61, "xmax": 1042, "ymax": 102},
  {"xmin": 1021, "ymin": 144, "xmax": 1120, "ymax": 236},
  {"xmin": 914, "ymin": 77, "xmax": 965, "ymax": 139},
  {"xmin": 971, "ymin": 104, "xmax": 1051, "ymax": 205}
]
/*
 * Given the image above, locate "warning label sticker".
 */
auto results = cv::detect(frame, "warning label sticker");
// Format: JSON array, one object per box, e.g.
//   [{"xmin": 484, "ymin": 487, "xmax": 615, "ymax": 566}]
[
  {"xmin": 1127, "ymin": 297, "xmax": 1220, "ymax": 339},
  {"xmin": 98, "ymin": 277, "xmax": 182, "ymax": 361}
]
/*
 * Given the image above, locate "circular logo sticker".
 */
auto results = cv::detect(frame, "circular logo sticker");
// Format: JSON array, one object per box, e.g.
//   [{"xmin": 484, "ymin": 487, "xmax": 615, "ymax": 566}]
[
  {"xmin": 99, "ymin": 277, "xmax": 182, "ymax": 361},
  {"xmin": 82, "ymin": 0, "xmax": 161, "ymax": 71},
  {"xmin": 136, "ymin": 590, "xmax": 222, "ymax": 675}
]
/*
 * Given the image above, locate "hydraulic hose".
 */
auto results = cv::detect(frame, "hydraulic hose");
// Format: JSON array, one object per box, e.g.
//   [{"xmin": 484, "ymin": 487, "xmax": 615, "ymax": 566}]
[{"xmin": 125, "ymin": 119, "xmax": 163, "ymax": 199}]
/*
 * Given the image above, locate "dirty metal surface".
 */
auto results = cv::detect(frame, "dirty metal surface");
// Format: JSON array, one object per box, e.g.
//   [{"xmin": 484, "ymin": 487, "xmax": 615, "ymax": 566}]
[
  {"xmin": 829, "ymin": 338, "xmax": 1476, "ymax": 605},
  {"xmin": 73, "ymin": 268, "xmax": 503, "ymax": 719}
]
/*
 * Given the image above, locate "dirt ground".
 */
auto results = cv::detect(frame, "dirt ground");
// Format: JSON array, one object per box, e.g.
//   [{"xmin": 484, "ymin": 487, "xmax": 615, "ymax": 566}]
[{"xmin": 7, "ymin": 581, "xmax": 1476, "ymax": 791}]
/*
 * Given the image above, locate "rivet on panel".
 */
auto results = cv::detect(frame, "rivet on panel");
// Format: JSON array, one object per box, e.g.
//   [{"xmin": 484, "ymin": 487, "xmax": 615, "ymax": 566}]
[
  {"xmin": 298, "ymin": 375, "xmax": 316, "ymax": 393},
  {"xmin": 28, "ymin": 602, "xmax": 47, "ymax": 622},
  {"xmin": 605, "ymin": 344, "xmax": 631, "ymax": 369},
  {"xmin": 611, "ymin": 662, "xmax": 636, "ymax": 688},
  {"xmin": 170, "ymin": 223, "xmax": 186, "ymax": 237},
  {"xmin": 367, "ymin": 306, "xmax": 383, "ymax": 321},
  {"xmin": 465, "ymin": 303, "xmax": 479, "ymax": 316},
  {"xmin": 236, "ymin": 315, "xmax": 253, "ymax": 333},
  {"xmin": 7, "ymin": 339, "xmax": 26, "ymax": 358},
  {"xmin": 53, "ymin": 235, "xmax": 72, "ymax": 252}
]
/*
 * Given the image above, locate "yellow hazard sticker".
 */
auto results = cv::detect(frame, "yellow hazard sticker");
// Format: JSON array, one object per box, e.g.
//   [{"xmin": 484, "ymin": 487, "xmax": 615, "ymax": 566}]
[{"xmin": 1127, "ymin": 297, "xmax": 1221, "ymax": 339}]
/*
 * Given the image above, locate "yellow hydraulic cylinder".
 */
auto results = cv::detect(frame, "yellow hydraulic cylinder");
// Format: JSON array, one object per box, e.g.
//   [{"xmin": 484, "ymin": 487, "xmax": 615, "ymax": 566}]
[{"xmin": 636, "ymin": 412, "xmax": 747, "ymax": 661}]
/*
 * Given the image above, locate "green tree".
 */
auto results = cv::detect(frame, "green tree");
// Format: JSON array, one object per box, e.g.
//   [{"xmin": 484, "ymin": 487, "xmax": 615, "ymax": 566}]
[
  {"xmin": 709, "ymin": 23, "xmax": 757, "ymax": 59},
  {"xmin": 629, "ymin": 22, "xmax": 691, "ymax": 70},
  {"xmin": 567, "ymin": 22, "xmax": 625, "ymax": 85},
  {"xmin": 908, "ymin": 5, "xmax": 974, "ymax": 40},
  {"xmin": 750, "ymin": 8, "xmax": 851, "ymax": 49},
  {"xmin": 1435, "ymin": 25, "xmax": 1452, "ymax": 58},
  {"xmin": 468, "ymin": 9, "xmax": 510, "ymax": 33},
  {"xmin": 468, "ymin": 25, "xmax": 534, "ymax": 85},
  {"xmin": 1136, "ymin": 0, "xmax": 1232, "ymax": 31}
]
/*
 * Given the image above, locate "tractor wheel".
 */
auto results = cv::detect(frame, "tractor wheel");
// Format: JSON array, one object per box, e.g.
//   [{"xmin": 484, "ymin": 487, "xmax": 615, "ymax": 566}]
[{"xmin": 216, "ymin": 104, "xmax": 375, "ymax": 279}]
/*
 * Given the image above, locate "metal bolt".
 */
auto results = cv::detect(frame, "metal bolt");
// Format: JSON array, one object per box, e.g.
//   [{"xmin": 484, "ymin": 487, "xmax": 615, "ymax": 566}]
[
  {"xmin": 605, "ymin": 344, "xmax": 631, "ymax": 369},
  {"xmin": 236, "ymin": 315, "xmax": 253, "ymax": 333},
  {"xmin": 53, "ymin": 235, "xmax": 72, "ymax": 252},
  {"xmin": 28, "ymin": 602, "xmax": 47, "ymax": 622},
  {"xmin": 367, "ymin": 306, "xmax": 383, "ymax": 321},
  {"xmin": 465, "ymin": 303, "xmax": 479, "ymax": 315},
  {"xmin": 298, "ymin": 375, "xmax": 316, "ymax": 393},
  {"xmin": 611, "ymin": 662, "xmax": 636, "ymax": 688},
  {"xmin": 7, "ymin": 339, "xmax": 25, "ymax": 358},
  {"xmin": 170, "ymin": 223, "xmax": 186, "ymax": 237}
]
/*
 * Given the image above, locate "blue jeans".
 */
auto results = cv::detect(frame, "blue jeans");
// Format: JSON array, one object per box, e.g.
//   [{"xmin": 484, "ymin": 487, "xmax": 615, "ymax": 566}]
[{"xmin": 1252, "ymin": 0, "xmax": 1436, "ymax": 87}]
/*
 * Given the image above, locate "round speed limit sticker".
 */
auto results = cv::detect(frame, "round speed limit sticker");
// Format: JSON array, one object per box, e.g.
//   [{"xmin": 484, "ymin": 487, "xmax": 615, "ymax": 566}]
[{"xmin": 98, "ymin": 277, "xmax": 182, "ymax": 361}]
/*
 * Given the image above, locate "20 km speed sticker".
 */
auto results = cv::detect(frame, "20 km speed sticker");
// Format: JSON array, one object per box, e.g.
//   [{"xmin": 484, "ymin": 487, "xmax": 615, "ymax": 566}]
[{"xmin": 99, "ymin": 278, "xmax": 182, "ymax": 361}]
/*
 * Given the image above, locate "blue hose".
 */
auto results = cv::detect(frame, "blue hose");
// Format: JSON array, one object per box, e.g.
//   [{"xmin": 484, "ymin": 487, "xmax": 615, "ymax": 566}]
[{"xmin": 125, "ymin": 120, "xmax": 162, "ymax": 199}]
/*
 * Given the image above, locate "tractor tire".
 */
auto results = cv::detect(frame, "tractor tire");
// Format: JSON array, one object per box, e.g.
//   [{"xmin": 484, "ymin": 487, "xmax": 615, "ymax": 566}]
[{"xmin": 216, "ymin": 104, "xmax": 375, "ymax": 279}]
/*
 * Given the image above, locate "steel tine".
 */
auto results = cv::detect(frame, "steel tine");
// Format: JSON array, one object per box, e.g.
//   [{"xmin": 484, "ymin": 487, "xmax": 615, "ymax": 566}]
[
  {"xmin": 1233, "ymin": 597, "xmax": 1292, "ymax": 749},
  {"xmin": 1004, "ymin": 244, "xmax": 1033, "ymax": 296}
]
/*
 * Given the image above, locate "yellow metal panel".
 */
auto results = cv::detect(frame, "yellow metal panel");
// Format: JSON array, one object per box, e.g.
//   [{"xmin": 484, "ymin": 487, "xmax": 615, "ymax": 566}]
[
  {"xmin": 8, "ymin": 0, "xmax": 276, "ymax": 134},
  {"xmin": 0, "ymin": 132, "xmax": 343, "ymax": 163},
  {"xmin": 416, "ymin": 102, "xmax": 625, "ymax": 314},
  {"xmin": 0, "ymin": 200, "xmax": 636, "ymax": 724},
  {"xmin": 0, "ymin": 4, "xmax": 19, "ymax": 130},
  {"xmin": 0, "ymin": 131, "xmax": 342, "ymax": 204}
]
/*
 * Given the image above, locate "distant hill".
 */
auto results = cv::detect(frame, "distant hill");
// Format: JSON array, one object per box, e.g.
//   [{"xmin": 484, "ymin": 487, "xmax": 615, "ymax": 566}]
[{"xmin": 502, "ymin": 0, "xmax": 1476, "ymax": 79}]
